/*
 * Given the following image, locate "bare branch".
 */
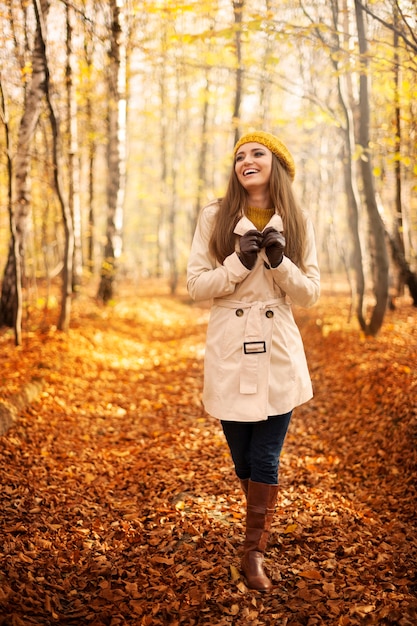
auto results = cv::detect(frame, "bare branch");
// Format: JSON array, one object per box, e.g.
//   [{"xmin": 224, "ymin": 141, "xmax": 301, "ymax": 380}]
[{"xmin": 355, "ymin": 0, "xmax": 417, "ymax": 54}]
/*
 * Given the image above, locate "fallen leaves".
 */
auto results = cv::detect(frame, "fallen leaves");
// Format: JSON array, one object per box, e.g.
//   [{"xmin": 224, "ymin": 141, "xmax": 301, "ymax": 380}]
[
  {"xmin": 0, "ymin": 282, "xmax": 416, "ymax": 625},
  {"xmin": 298, "ymin": 569, "xmax": 322, "ymax": 581}
]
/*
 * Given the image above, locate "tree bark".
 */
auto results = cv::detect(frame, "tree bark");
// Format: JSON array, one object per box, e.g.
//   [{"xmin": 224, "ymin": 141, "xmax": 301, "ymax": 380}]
[
  {"xmin": 167, "ymin": 70, "xmax": 181, "ymax": 295},
  {"xmin": 157, "ymin": 23, "xmax": 168, "ymax": 281},
  {"xmin": 82, "ymin": 32, "xmax": 96, "ymax": 276},
  {"xmin": 0, "ymin": 75, "xmax": 22, "ymax": 345},
  {"xmin": 354, "ymin": 0, "xmax": 389, "ymax": 335},
  {"xmin": 65, "ymin": 1, "xmax": 83, "ymax": 293},
  {"xmin": 97, "ymin": 0, "xmax": 125, "ymax": 303},
  {"xmin": 338, "ymin": 0, "xmax": 366, "ymax": 330},
  {"xmin": 192, "ymin": 70, "xmax": 211, "ymax": 236},
  {"xmin": 393, "ymin": 10, "xmax": 404, "ymax": 266},
  {"xmin": 34, "ymin": 0, "xmax": 74, "ymax": 331},
  {"xmin": 232, "ymin": 0, "xmax": 244, "ymax": 143},
  {"xmin": 388, "ymin": 8, "xmax": 417, "ymax": 305},
  {"xmin": 259, "ymin": 0, "xmax": 274, "ymax": 126},
  {"xmin": 0, "ymin": 0, "xmax": 49, "ymax": 330},
  {"xmin": 386, "ymin": 228, "xmax": 417, "ymax": 306}
]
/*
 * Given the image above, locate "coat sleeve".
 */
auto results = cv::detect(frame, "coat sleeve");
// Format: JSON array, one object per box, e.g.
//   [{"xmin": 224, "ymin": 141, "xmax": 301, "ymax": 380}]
[
  {"xmin": 187, "ymin": 204, "xmax": 250, "ymax": 302},
  {"xmin": 271, "ymin": 215, "xmax": 320, "ymax": 308}
]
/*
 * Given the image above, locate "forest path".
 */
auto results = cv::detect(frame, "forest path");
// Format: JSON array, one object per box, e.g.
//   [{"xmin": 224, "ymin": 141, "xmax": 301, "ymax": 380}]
[{"xmin": 0, "ymin": 282, "xmax": 416, "ymax": 625}]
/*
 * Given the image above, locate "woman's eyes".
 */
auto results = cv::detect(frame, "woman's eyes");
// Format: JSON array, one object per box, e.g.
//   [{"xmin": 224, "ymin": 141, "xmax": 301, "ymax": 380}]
[{"xmin": 236, "ymin": 150, "xmax": 265, "ymax": 162}]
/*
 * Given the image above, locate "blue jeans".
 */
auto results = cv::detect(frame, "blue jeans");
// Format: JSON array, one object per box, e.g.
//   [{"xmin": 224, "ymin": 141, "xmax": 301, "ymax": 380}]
[{"xmin": 221, "ymin": 412, "xmax": 292, "ymax": 485}]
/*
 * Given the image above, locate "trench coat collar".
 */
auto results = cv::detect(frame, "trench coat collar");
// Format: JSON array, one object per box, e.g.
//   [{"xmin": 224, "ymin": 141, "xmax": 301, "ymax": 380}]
[{"xmin": 233, "ymin": 213, "xmax": 284, "ymax": 236}]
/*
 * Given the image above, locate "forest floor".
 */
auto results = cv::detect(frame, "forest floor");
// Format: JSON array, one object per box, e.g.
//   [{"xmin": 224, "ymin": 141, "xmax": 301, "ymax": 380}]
[{"xmin": 0, "ymin": 280, "xmax": 416, "ymax": 626}]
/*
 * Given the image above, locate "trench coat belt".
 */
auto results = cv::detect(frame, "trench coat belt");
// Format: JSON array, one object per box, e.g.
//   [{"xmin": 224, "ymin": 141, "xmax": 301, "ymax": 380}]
[{"xmin": 213, "ymin": 297, "xmax": 286, "ymax": 395}]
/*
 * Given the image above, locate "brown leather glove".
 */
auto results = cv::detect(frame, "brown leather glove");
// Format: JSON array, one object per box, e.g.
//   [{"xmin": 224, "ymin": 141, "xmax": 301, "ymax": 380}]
[
  {"xmin": 238, "ymin": 229, "xmax": 264, "ymax": 269},
  {"xmin": 261, "ymin": 227, "xmax": 286, "ymax": 267}
]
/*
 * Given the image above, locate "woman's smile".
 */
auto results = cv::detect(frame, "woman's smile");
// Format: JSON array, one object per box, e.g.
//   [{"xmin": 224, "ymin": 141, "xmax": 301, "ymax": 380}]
[{"xmin": 243, "ymin": 167, "xmax": 259, "ymax": 177}]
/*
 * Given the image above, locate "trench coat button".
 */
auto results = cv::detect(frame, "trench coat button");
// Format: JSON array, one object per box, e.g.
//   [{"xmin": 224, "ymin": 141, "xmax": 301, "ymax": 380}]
[
  {"xmin": 265, "ymin": 310, "xmax": 274, "ymax": 318},
  {"xmin": 236, "ymin": 308, "xmax": 244, "ymax": 317}
]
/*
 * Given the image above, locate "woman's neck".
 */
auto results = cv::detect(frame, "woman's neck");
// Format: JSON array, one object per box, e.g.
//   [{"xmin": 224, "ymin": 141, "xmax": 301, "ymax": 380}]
[{"xmin": 246, "ymin": 192, "xmax": 271, "ymax": 209}]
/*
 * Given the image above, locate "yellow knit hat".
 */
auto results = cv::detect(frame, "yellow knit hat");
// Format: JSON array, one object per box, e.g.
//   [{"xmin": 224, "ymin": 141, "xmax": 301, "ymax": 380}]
[{"xmin": 234, "ymin": 131, "xmax": 295, "ymax": 181}]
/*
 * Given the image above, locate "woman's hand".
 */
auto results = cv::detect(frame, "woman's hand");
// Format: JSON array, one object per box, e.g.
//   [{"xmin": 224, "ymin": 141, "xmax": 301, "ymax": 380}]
[
  {"xmin": 261, "ymin": 227, "xmax": 286, "ymax": 267},
  {"xmin": 238, "ymin": 229, "xmax": 264, "ymax": 269}
]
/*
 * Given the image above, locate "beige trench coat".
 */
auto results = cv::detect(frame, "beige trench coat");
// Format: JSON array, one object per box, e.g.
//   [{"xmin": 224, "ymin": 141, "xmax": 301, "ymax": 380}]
[{"xmin": 187, "ymin": 200, "xmax": 320, "ymax": 422}]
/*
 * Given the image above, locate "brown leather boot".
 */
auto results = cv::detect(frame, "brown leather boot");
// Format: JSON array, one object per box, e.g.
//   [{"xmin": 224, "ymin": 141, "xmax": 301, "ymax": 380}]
[
  {"xmin": 241, "ymin": 480, "xmax": 279, "ymax": 591},
  {"xmin": 239, "ymin": 478, "xmax": 249, "ymax": 498}
]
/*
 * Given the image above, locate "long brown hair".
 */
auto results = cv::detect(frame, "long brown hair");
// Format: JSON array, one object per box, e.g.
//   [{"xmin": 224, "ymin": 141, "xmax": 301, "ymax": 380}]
[{"xmin": 209, "ymin": 156, "xmax": 307, "ymax": 271}]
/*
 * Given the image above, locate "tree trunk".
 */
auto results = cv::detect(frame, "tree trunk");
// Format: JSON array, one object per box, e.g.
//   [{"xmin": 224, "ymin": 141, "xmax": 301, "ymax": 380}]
[
  {"xmin": 354, "ymin": 0, "xmax": 389, "ymax": 335},
  {"xmin": 393, "ymin": 11, "xmax": 404, "ymax": 267},
  {"xmin": 388, "ymin": 8, "xmax": 417, "ymax": 305},
  {"xmin": 259, "ymin": 0, "xmax": 273, "ymax": 126},
  {"xmin": 0, "ymin": 76, "xmax": 22, "ymax": 345},
  {"xmin": 0, "ymin": 0, "xmax": 49, "ymax": 329},
  {"xmin": 192, "ymin": 70, "xmax": 211, "ymax": 236},
  {"xmin": 34, "ymin": 0, "xmax": 74, "ymax": 331},
  {"xmin": 87, "ymin": 137, "xmax": 95, "ymax": 275},
  {"xmin": 339, "ymin": 100, "xmax": 366, "ymax": 329},
  {"xmin": 82, "ymin": 34, "xmax": 96, "ymax": 276},
  {"xmin": 232, "ymin": 0, "xmax": 244, "ymax": 143},
  {"xmin": 386, "ymin": 229, "xmax": 417, "ymax": 306},
  {"xmin": 65, "ymin": 1, "xmax": 82, "ymax": 293},
  {"xmin": 157, "ymin": 24, "xmax": 168, "ymax": 280},
  {"xmin": 338, "ymin": 0, "xmax": 366, "ymax": 330},
  {"xmin": 97, "ymin": 0, "xmax": 126, "ymax": 303},
  {"xmin": 167, "ymin": 71, "xmax": 182, "ymax": 295}
]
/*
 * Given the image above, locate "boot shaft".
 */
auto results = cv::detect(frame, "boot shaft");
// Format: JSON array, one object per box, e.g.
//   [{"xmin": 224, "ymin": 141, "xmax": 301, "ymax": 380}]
[
  {"xmin": 243, "ymin": 480, "xmax": 279, "ymax": 554},
  {"xmin": 241, "ymin": 480, "xmax": 279, "ymax": 591},
  {"xmin": 240, "ymin": 478, "xmax": 249, "ymax": 498}
]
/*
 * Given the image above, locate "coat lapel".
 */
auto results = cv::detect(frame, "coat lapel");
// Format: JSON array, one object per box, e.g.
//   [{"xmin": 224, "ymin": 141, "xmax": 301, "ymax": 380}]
[{"xmin": 233, "ymin": 213, "xmax": 284, "ymax": 236}]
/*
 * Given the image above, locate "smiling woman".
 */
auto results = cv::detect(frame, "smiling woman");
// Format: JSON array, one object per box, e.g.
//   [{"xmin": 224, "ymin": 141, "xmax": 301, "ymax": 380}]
[{"xmin": 187, "ymin": 130, "xmax": 320, "ymax": 591}]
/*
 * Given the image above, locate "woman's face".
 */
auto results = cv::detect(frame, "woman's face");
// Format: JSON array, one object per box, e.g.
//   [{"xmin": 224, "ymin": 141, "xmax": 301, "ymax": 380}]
[{"xmin": 234, "ymin": 142, "xmax": 273, "ymax": 194}]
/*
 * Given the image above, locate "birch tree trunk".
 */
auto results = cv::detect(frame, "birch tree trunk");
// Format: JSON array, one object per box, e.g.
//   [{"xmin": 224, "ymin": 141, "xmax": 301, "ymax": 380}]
[
  {"xmin": 65, "ymin": 1, "xmax": 82, "ymax": 292},
  {"xmin": 34, "ymin": 0, "xmax": 74, "ymax": 331},
  {"xmin": 354, "ymin": 0, "xmax": 389, "ymax": 335},
  {"xmin": 0, "ymin": 0, "xmax": 49, "ymax": 330},
  {"xmin": 97, "ymin": 0, "xmax": 126, "ymax": 303}
]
